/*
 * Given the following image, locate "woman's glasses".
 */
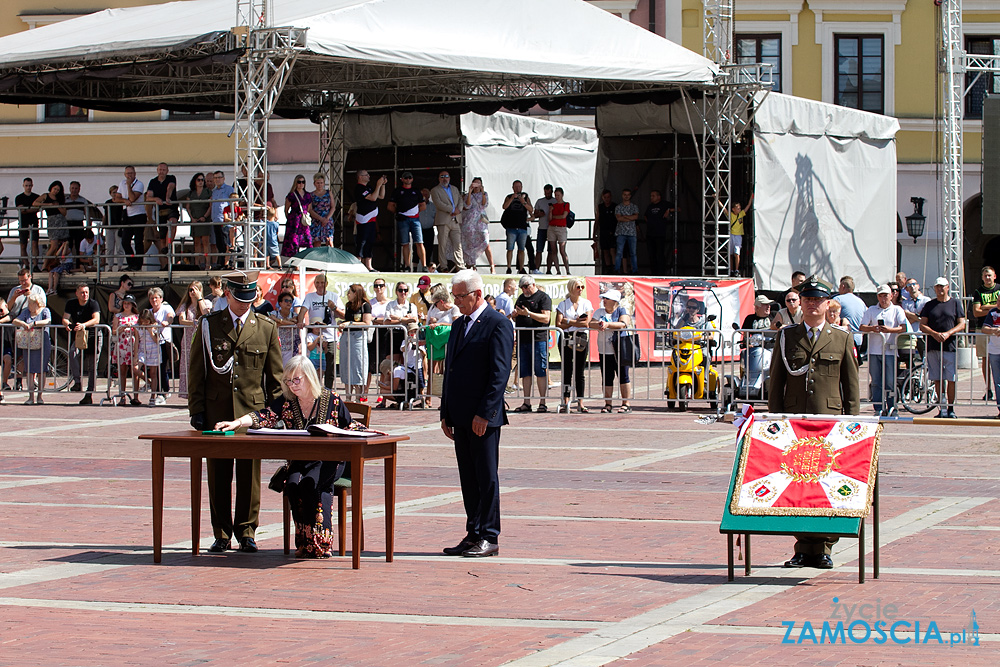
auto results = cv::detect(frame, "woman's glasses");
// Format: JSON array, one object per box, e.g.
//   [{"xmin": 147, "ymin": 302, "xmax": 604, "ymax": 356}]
[
  {"xmin": 284, "ymin": 376, "xmax": 303, "ymax": 387},
  {"xmin": 296, "ymin": 180, "xmax": 305, "ymax": 184},
  {"xmin": 397, "ymin": 288, "xmax": 409, "ymax": 293}
]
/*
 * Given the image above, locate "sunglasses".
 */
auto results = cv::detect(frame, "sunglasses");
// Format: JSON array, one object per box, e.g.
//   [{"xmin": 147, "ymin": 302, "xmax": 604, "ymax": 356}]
[
  {"xmin": 374, "ymin": 284, "xmax": 386, "ymax": 288},
  {"xmin": 284, "ymin": 377, "xmax": 303, "ymax": 387},
  {"xmin": 296, "ymin": 180, "xmax": 305, "ymax": 184},
  {"xmin": 397, "ymin": 288, "xmax": 409, "ymax": 293}
]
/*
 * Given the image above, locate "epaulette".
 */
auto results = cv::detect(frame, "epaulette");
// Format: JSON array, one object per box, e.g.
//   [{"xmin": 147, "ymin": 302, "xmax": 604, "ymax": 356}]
[{"xmin": 830, "ymin": 323, "xmax": 850, "ymax": 332}]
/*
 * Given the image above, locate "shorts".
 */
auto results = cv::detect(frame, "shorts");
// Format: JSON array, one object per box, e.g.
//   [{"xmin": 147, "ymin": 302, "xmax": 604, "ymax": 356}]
[
  {"xmin": 265, "ymin": 219, "xmax": 280, "ymax": 256},
  {"xmin": 142, "ymin": 223, "xmax": 163, "ymax": 241},
  {"xmin": 505, "ymin": 228, "xmax": 528, "ymax": 252},
  {"xmin": 19, "ymin": 225, "xmax": 39, "ymax": 245},
  {"xmin": 731, "ymin": 234, "xmax": 743, "ymax": 252},
  {"xmin": 547, "ymin": 225, "xmax": 568, "ymax": 245},
  {"xmin": 599, "ymin": 353, "xmax": 631, "ymax": 386},
  {"xmin": 926, "ymin": 349, "xmax": 957, "ymax": 382},
  {"xmin": 518, "ymin": 339, "xmax": 548, "ymax": 378},
  {"xmin": 976, "ymin": 334, "xmax": 988, "ymax": 358},
  {"xmin": 397, "ymin": 218, "xmax": 423, "ymax": 244}
]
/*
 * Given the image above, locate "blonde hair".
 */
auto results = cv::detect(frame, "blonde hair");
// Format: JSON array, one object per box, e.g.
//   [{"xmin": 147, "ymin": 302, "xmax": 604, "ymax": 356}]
[
  {"xmin": 566, "ymin": 277, "xmax": 586, "ymax": 291},
  {"xmin": 282, "ymin": 355, "xmax": 322, "ymax": 401},
  {"xmin": 26, "ymin": 293, "xmax": 45, "ymax": 308}
]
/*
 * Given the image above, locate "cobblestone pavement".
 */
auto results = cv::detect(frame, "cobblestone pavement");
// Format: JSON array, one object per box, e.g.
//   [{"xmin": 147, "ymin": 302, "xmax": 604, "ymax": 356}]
[{"xmin": 0, "ymin": 397, "xmax": 998, "ymax": 666}]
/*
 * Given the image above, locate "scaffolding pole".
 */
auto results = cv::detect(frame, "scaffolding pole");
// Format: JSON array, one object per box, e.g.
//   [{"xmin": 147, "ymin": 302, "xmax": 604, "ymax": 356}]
[
  {"xmin": 232, "ymin": 0, "xmax": 305, "ymax": 270},
  {"xmin": 941, "ymin": 0, "xmax": 965, "ymax": 293}
]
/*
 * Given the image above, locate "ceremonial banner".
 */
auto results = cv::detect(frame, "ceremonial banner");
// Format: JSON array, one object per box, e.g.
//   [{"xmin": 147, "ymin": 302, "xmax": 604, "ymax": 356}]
[{"xmin": 729, "ymin": 416, "xmax": 881, "ymax": 518}]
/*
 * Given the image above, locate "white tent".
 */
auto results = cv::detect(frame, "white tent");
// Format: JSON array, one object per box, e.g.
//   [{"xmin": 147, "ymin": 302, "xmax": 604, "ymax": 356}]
[
  {"xmin": 752, "ymin": 93, "xmax": 900, "ymax": 291},
  {"xmin": 0, "ymin": 0, "xmax": 716, "ymax": 86}
]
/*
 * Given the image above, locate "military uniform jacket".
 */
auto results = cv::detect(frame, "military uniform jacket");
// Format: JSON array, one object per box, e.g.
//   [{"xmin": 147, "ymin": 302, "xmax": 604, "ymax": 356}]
[
  {"xmin": 767, "ymin": 322, "xmax": 860, "ymax": 415},
  {"xmin": 188, "ymin": 309, "xmax": 284, "ymax": 426}
]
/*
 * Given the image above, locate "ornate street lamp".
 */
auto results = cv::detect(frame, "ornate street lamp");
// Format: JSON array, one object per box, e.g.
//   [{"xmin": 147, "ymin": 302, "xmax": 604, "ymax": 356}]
[{"xmin": 905, "ymin": 197, "xmax": 926, "ymax": 243}]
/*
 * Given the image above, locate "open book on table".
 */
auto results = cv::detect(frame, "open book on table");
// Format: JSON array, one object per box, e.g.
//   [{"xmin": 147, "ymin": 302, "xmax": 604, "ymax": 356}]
[{"xmin": 247, "ymin": 423, "xmax": 374, "ymax": 437}]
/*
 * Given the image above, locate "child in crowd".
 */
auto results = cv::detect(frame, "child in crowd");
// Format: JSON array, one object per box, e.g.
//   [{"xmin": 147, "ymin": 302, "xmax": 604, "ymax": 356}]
[
  {"xmin": 78, "ymin": 230, "xmax": 99, "ymax": 271},
  {"xmin": 135, "ymin": 308, "xmax": 161, "ymax": 405},
  {"xmin": 46, "ymin": 241, "xmax": 75, "ymax": 295},
  {"xmin": 401, "ymin": 321, "xmax": 426, "ymax": 408}
]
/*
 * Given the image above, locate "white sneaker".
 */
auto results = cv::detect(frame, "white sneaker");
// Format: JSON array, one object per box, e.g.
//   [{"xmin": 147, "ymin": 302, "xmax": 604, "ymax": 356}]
[{"xmin": 153, "ymin": 395, "xmax": 167, "ymax": 406}]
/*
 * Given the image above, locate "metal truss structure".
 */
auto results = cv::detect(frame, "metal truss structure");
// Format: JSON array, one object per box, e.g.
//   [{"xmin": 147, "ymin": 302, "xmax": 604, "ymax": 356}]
[
  {"xmin": 941, "ymin": 0, "xmax": 965, "ymax": 294},
  {"xmin": 695, "ymin": 1, "xmax": 773, "ymax": 277},
  {"xmin": 231, "ymin": 1, "xmax": 305, "ymax": 269},
  {"xmin": 939, "ymin": 0, "xmax": 1000, "ymax": 295}
]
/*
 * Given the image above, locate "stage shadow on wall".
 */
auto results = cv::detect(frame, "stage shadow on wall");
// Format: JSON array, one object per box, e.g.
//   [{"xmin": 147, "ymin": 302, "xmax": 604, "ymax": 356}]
[{"xmin": 775, "ymin": 153, "xmax": 876, "ymax": 286}]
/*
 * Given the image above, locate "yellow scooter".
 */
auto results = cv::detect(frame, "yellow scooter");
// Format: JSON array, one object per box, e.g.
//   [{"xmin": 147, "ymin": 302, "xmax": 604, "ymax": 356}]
[{"xmin": 665, "ymin": 317, "xmax": 720, "ymax": 411}]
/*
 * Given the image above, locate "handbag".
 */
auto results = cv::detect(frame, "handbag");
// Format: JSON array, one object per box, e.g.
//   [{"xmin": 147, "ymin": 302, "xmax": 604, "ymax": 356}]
[
  {"xmin": 268, "ymin": 463, "xmax": 290, "ymax": 493},
  {"xmin": 566, "ymin": 210, "xmax": 575, "ymax": 229},
  {"xmin": 15, "ymin": 327, "xmax": 44, "ymax": 350},
  {"xmin": 566, "ymin": 330, "xmax": 588, "ymax": 352}
]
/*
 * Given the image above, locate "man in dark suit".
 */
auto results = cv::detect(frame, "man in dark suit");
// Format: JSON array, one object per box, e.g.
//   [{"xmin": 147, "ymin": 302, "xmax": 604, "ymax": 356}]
[
  {"xmin": 768, "ymin": 276, "xmax": 860, "ymax": 569},
  {"xmin": 188, "ymin": 270, "xmax": 284, "ymax": 553},
  {"xmin": 440, "ymin": 269, "xmax": 514, "ymax": 557}
]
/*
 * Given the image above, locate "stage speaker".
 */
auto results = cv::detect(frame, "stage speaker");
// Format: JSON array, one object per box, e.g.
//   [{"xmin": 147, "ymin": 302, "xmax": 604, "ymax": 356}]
[{"xmin": 983, "ymin": 96, "xmax": 1000, "ymax": 234}]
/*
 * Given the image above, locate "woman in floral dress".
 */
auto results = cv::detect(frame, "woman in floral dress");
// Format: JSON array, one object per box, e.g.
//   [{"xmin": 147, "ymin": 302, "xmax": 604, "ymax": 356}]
[
  {"xmin": 112, "ymin": 295, "xmax": 140, "ymax": 405},
  {"xmin": 461, "ymin": 177, "xmax": 494, "ymax": 273},
  {"xmin": 214, "ymin": 355, "xmax": 367, "ymax": 558},
  {"xmin": 308, "ymin": 173, "xmax": 335, "ymax": 247},
  {"xmin": 282, "ymin": 174, "xmax": 312, "ymax": 257}
]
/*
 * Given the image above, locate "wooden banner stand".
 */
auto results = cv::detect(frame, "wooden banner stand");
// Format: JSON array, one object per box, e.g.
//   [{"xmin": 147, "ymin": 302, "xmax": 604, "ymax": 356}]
[{"xmin": 719, "ymin": 436, "xmax": 880, "ymax": 584}]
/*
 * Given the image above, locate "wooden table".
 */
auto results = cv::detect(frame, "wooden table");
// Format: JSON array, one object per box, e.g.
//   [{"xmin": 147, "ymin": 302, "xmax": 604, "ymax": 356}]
[{"xmin": 141, "ymin": 430, "xmax": 407, "ymax": 569}]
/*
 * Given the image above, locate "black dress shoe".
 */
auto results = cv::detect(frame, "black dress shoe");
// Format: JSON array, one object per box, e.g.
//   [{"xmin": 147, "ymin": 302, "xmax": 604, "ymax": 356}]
[
  {"xmin": 71, "ymin": 383, "xmax": 82, "ymax": 392},
  {"xmin": 461, "ymin": 539, "xmax": 499, "ymax": 558},
  {"xmin": 815, "ymin": 554, "xmax": 834, "ymax": 569},
  {"xmin": 238, "ymin": 537, "xmax": 258, "ymax": 553},
  {"xmin": 209, "ymin": 538, "xmax": 231, "ymax": 553},
  {"xmin": 79, "ymin": 395, "xmax": 93, "ymax": 405},
  {"xmin": 443, "ymin": 537, "xmax": 477, "ymax": 556},
  {"xmin": 783, "ymin": 553, "xmax": 811, "ymax": 568}
]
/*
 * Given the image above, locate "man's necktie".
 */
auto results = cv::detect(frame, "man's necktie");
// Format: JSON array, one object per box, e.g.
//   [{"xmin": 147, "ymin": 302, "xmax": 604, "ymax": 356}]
[
  {"xmin": 454, "ymin": 316, "xmax": 467, "ymax": 347},
  {"xmin": 235, "ymin": 318, "xmax": 243, "ymax": 338}
]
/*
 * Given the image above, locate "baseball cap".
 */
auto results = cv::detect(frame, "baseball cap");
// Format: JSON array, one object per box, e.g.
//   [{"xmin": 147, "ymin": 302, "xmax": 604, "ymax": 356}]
[
  {"xmin": 876, "ymin": 284, "xmax": 891, "ymax": 295},
  {"xmin": 418, "ymin": 275, "xmax": 431, "ymax": 287},
  {"xmin": 934, "ymin": 277, "xmax": 949, "ymax": 287},
  {"xmin": 599, "ymin": 289, "xmax": 622, "ymax": 302},
  {"xmin": 401, "ymin": 171, "xmax": 413, "ymax": 179},
  {"xmin": 754, "ymin": 295, "xmax": 773, "ymax": 306}
]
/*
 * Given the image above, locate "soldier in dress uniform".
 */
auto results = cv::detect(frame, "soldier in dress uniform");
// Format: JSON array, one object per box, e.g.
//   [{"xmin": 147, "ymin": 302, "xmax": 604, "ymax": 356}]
[
  {"xmin": 767, "ymin": 276, "xmax": 860, "ymax": 569},
  {"xmin": 188, "ymin": 270, "xmax": 284, "ymax": 553}
]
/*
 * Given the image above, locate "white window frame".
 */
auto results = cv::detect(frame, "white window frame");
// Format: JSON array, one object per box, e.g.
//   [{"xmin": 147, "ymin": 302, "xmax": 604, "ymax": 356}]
[
  {"xmin": 818, "ymin": 22, "xmax": 896, "ymax": 116},
  {"xmin": 734, "ymin": 22, "xmax": 794, "ymax": 95}
]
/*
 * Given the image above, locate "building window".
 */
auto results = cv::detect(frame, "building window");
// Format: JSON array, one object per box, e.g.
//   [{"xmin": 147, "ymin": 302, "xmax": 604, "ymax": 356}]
[
  {"xmin": 965, "ymin": 36, "xmax": 1000, "ymax": 120},
  {"xmin": 44, "ymin": 103, "xmax": 88, "ymax": 122},
  {"xmin": 834, "ymin": 35, "xmax": 884, "ymax": 114},
  {"xmin": 735, "ymin": 34, "xmax": 782, "ymax": 93}
]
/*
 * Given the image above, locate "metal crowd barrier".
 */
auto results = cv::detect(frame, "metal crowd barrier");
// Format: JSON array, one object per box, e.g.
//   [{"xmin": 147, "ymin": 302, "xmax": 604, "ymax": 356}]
[
  {"xmin": 501, "ymin": 325, "xmax": 723, "ymax": 413},
  {"xmin": 719, "ymin": 328, "xmax": 999, "ymax": 418},
  {"xmin": 0, "ymin": 322, "xmax": 112, "ymax": 403}
]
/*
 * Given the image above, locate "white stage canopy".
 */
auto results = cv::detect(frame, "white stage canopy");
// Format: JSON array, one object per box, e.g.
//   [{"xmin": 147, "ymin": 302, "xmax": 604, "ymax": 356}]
[
  {"xmin": 0, "ymin": 0, "xmax": 717, "ymax": 115},
  {"xmin": 752, "ymin": 93, "xmax": 900, "ymax": 292}
]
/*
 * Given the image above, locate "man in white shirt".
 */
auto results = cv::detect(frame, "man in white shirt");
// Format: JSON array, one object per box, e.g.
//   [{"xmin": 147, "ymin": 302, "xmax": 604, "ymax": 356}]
[
  {"xmin": 860, "ymin": 284, "xmax": 908, "ymax": 415},
  {"xmin": 532, "ymin": 184, "xmax": 555, "ymax": 273},
  {"xmin": 113, "ymin": 166, "xmax": 146, "ymax": 271},
  {"xmin": 297, "ymin": 273, "xmax": 342, "ymax": 388},
  {"xmin": 494, "ymin": 278, "xmax": 516, "ymax": 318},
  {"xmin": 3, "ymin": 268, "xmax": 47, "ymax": 395}
]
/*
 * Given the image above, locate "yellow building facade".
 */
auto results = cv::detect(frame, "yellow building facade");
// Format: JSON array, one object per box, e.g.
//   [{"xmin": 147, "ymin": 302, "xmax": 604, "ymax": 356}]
[{"xmin": 1, "ymin": 1, "xmax": 998, "ymax": 284}]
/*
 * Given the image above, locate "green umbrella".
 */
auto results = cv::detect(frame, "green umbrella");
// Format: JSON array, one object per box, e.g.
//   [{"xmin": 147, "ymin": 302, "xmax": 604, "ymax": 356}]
[{"xmin": 286, "ymin": 246, "xmax": 368, "ymax": 273}]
